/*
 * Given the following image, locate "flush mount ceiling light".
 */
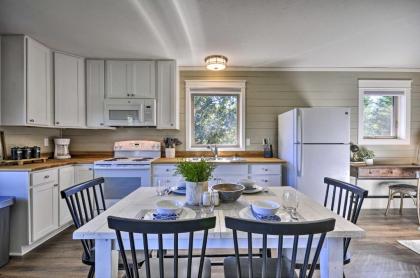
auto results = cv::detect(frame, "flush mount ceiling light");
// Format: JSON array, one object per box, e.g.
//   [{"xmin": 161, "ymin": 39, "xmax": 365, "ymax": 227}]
[{"xmin": 205, "ymin": 55, "xmax": 228, "ymax": 71}]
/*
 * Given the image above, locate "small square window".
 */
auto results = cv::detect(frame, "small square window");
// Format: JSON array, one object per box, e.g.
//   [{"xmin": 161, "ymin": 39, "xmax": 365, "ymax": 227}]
[
  {"xmin": 185, "ymin": 81, "xmax": 246, "ymax": 151},
  {"xmin": 358, "ymin": 80, "xmax": 411, "ymax": 145}
]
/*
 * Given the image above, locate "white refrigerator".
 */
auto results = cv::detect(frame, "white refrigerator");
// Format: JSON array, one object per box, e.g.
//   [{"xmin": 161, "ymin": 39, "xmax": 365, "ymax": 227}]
[{"xmin": 278, "ymin": 108, "xmax": 350, "ymax": 205}]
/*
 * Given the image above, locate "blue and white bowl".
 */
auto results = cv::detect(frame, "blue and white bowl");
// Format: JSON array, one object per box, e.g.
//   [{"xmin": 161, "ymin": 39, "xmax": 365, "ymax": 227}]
[
  {"xmin": 251, "ymin": 200, "xmax": 280, "ymax": 216},
  {"xmin": 155, "ymin": 199, "xmax": 183, "ymax": 215}
]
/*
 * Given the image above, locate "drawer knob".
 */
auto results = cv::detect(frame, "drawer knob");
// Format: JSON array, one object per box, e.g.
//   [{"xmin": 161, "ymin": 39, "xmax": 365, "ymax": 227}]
[
  {"xmin": 263, "ymin": 179, "xmax": 268, "ymax": 182},
  {"xmin": 44, "ymin": 175, "xmax": 50, "ymax": 179},
  {"xmin": 264, "ymin": 168, "xmax": 268, "ymax": 171},
  {"xmin": 29, "ymin": 119, "xmax": 34, "ymax": 122},
  {"xmin": 166, "ymin": 169, "xmax": 170, "ymax": 172},
  {"xmin": 53, "ymin": 184, "xmax": 59, "ymax": 187}
]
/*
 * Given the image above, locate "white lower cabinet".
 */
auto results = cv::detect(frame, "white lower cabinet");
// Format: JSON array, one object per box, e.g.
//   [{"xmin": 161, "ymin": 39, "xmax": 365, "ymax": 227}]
[
  {"xmin": 30, "ymin": 168, "xmax": 59, "ymax": 242},
  {"xmin": 152, "ymin": 163, "xmax": 282, "ymax": 187},
  {"xmin": 58, "ymin": 166, "xmax": 75, "ymax": 226},
  {"xmin": 74, "ymin": 164, "xmax": 94, "ymax": 184}
]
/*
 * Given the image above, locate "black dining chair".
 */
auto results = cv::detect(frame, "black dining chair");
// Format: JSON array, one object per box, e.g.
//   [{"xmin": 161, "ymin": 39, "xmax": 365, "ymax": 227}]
[
  {"xmin": 323, "ymin": 177, "xmax": 368, "ymax": 265},
  {"xmin": 108, "ymin": 216, "xmax": 217, "ymax": 278},
  {"xmin": 223, "ymin": 216, "xmax": 336, "ymax": 278},
  {"xmin": 60, "ymin": 177, "xmax": 108, "ymax": 278}
]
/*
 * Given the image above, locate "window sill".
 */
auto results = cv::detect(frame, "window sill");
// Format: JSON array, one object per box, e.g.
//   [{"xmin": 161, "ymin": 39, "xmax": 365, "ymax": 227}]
[{"xmin": 358, "ymin": 137, "xmax": 410, "ymax": 145}]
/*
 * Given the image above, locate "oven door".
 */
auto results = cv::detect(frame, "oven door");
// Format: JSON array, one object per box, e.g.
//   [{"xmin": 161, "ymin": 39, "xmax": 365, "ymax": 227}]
[{"xmin": 94, "ymin": 167, "xmax": 151, "ymax": 207}]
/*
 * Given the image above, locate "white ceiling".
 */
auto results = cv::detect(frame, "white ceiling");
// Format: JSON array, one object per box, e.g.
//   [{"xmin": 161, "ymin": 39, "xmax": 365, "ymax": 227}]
[{"xmin": 1, "ymin": 0, "xmax": 420, "ymax": 68}]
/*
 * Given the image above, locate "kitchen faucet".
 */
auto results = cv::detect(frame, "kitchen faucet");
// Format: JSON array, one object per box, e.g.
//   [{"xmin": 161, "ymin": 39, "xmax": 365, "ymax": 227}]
[{"xmin": 207, "ymin": 144, "xmax": 219, "ymax": 159}]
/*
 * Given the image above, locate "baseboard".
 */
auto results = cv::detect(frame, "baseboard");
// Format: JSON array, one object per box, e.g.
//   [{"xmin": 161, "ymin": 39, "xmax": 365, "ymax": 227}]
[{"xmin": 10, "ymin": 223, "xmax": 73, "ymax": 256}]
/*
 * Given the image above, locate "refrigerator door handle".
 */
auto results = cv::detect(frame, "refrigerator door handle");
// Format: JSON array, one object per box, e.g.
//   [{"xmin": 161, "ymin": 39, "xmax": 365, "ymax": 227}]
[{"xmin": 297, "ymin": 109, "xmax": 303, "ymax": 177}]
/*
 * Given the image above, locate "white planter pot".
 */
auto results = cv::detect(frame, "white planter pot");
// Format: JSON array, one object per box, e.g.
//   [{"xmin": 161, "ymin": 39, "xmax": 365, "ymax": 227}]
[
  {"xmin": 185, "ymin": 181, "xmax": 207, "ymax": 206},
  {"xmin": 165, "ymin": 148, "xmax": 176, "ymax": 158},
  {"xmin": 364, "ymin": 158, "xmax": 374, "ymax": 165}
]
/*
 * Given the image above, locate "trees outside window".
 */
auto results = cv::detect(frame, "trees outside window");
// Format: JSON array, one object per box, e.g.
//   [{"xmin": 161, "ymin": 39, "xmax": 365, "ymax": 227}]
[{"xmin": 185, "ymin": 80, "xmax": 246, "ymax": 150}]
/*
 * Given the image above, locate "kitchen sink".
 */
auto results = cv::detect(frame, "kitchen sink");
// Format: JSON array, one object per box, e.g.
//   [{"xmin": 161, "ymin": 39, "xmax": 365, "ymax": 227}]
[{"xmin": 184, "ymin": 157, "xmax": 245, "ymax": 163}]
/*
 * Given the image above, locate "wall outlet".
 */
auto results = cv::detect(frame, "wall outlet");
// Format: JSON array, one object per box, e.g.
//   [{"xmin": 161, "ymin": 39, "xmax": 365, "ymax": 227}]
[
  {"xmin": 246, "ymin": 138, "xmax": 251, "ymax": 146},
  {"xmin": 44, "ymin": 138, "xmax": 49, "ymax": 147}
]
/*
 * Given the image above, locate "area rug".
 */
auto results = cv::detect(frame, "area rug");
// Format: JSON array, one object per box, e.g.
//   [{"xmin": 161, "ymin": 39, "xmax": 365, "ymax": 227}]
[{"xmin": 398, "ymin": 240, "xmax": 420, "ymax": 255}]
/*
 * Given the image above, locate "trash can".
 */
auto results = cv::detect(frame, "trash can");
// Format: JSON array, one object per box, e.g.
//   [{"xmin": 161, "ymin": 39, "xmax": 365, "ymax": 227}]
[{"xmin": 0, "ymin": 196, "xmax": 15, "ymax": 267}]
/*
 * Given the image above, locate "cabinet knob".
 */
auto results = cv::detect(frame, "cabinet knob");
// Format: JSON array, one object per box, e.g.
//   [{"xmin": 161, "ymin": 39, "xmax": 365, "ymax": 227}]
[
  {"xmin": 166, "ymin": 169, "xmax": 170, "ymax": 172},
  {"xmin": 264, "ymin": 168, "xmax": 268, "ymax": 171},
  {"xmin": 44, "ymin": 175, "xmax": 50, "ymax": 179},
  {"xmin": 263, "ymin": 179, "xmax": 268, "ymax": 182},
  {"xmin": 131, "ymin": 94, "xmax": 135, "ymax": 97},
  {"xmin": 100, "ymin": 123, "xmax": 104, "ymax": 126},
  {"xmin": 29, "ymin": 119, "xmax": 35, "ymax": 122},
  {"xmin": 56, "ymin": 121, "xmax": 60, "ymax": 125},
  {"xmin": 53, "ymin": 184, "xmax": 59, "ymax": 187},
  {"xmin": 127, "ymin": 93, "xmax": 130, "ymax": 97},
  {"xmin": 170, "ymin": 123, "xmax": 174, "ymax": 126}
]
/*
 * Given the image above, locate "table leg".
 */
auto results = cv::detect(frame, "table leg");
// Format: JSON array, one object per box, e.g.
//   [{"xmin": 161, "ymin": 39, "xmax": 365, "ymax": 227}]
[
  {"xmin": 320, "ymin": 237, "xmax": 343, "ymax": 278},
  {"xmin": 95, "ymin": 239, "xmax": 117, "ymax": 278}
]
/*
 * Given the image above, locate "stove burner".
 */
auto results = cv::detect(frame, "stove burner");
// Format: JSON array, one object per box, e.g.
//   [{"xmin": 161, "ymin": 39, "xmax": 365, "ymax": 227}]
[
  {"xmin": 132, "ymin": 157, "xmax": 153, "ymax": 162},
  {"xmin": 104, "ymin": 157, "xmax": 128, "ymax": 161}
]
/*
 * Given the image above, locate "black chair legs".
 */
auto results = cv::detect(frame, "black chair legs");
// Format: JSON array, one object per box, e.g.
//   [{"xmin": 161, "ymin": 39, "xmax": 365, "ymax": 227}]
[{"xmin": 87, "ymin": 265, "xmax": 95, "ymax": 278}]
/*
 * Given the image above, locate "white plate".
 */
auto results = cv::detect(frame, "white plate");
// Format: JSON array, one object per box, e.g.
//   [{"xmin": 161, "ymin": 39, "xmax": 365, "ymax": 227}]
[
  {"xmin": 242, "ymin": 185, "xmax": 264, "ymax": 194},
  {"xmin": 143, "ymin": 207, "xmax": 196, "ymax": 221},
  {"xmin": 238, "ymin": 207, "xmax": 291, "ymax": 222}
]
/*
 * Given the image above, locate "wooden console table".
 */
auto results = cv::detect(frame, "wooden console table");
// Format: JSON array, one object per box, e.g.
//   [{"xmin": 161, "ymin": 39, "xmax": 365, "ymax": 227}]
[{"xmin": 350, "ymin": 164, "xmax": 420, "ymax": 198}]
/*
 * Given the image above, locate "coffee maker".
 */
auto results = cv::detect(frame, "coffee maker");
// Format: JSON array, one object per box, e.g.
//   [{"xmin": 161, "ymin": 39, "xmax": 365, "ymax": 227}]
[{"xmin": 54, "ymin": 138, "xmax": 71, "ymax": 159}]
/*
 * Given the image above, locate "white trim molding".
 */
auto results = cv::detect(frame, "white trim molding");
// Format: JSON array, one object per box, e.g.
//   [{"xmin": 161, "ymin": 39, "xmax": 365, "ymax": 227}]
[
  {"xmin": 185, "ymin": 80, "xmax": 246, "ymax": 151},
  {"xmin": 180, "ymin": 66, "xmax": 420, "ymax": 72},
  {"xmin": 358, "ymin": 79, "xmax": 412, "ymax": 145}
]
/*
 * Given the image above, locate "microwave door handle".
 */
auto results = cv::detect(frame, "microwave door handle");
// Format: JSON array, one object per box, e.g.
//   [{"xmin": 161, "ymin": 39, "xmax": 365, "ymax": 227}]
[{"xmin": 139, "ymin": 104, "xmax": 144, "ymax": 123}]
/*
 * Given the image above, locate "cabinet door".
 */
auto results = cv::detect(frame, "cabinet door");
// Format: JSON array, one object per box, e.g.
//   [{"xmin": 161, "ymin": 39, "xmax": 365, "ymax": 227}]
[
  {"xmin": 74, "ymin": 164, "xmax": 94, "ymax": 184},
  {"xmin": 54, "ymin": 52, "xmax": 85, "ymax": 127},
  {"xmin": 131, "ymin": 61, "xmax": 155, "ymax": 98},
  {"xmin": 26, "ymin": 37, "xmax": 52, "ymax": 126},
  {"xmin": 86, "ymin": 60, "xmax": 107, "ymax": 127},
  {"xmin": 157, "ymin": 61, "xmax": 179, "ymax": 129},
  {"xmin": 31, "ymin": 182, "xmax": 58, "ymax": 242},
  {"xmin": 59, "ymin": 166, "xmax": 75, "ymax": 226},
  {"xmin": 106, "ymin": 60, "xmax": 129, "ymax": 98}
]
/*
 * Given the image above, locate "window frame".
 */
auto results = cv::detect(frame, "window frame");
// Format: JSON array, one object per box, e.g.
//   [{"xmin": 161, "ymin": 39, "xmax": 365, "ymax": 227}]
[
  {"xmin": 185, "ymin": 80, "xmax": 246, "ymax": 151},
  {"xmin": 358, "ymin": 80, "xmax": 411, "ymax": 145}
]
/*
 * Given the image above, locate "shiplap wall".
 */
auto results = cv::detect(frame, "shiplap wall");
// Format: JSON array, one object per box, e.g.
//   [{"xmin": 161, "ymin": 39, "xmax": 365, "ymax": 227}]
[
  {"xmin": 62, "ymin": 70, "xmax": 420, "ymax": 163},
  {"xmin": 5, "ymin": 70, "xmax": 418, "ymax": 163}
]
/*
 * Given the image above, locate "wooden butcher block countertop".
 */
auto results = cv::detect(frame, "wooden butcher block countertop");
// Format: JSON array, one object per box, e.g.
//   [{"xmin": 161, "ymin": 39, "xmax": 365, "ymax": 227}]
[
  {"xmin": 0, "ymin": 156, "xmax": 111, "ymax": 172},
  {"xmin": 152, "ymin": 157, "xmax": 286, "ymax": 164},
  {"xmin": 0, "ymin": 156, "xmax": 286, "ymax": 172}
]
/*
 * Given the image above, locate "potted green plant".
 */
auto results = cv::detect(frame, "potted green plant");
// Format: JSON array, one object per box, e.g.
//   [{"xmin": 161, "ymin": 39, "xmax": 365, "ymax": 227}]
[
  {"xmin": 357, "ymin": 146, "xmax": 375, "ymax": 165},
  {"xmin": 175, "ymin": 159, "xmax": 215, "ymax": 205},
  {"xmin": 163, "ymin": 137, "xmax": 182, "ymax": 158}
]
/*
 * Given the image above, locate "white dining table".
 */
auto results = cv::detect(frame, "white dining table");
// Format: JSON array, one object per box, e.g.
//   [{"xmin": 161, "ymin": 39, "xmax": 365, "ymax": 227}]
[{"xmin": 73, "ymin": 186, "xmax": 364, "ymax": 278}]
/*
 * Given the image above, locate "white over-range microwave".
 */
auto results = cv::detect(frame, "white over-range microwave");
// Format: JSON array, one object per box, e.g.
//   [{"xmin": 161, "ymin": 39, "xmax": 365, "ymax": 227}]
[{"xmin": 104, "ymin": 99, "xmax": 156, "ymax": 126}]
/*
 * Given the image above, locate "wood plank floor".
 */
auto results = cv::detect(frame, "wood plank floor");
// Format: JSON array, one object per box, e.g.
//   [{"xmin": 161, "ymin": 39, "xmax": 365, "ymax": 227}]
[{"xmin": 1, "ymin": 209, "xmax": 420, "ymax": 277}]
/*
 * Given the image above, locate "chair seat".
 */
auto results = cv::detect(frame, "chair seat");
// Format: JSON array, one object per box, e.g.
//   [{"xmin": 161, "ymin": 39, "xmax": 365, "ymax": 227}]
[
  {"xmin": 389, "ymin": 184, "xmax": 417, "ymax": 192},
  {"xmin": 138, "ymin": 257, "xmax": 211, "ymax": 278},
  {"xmin": 224, "ymin": 257, "xmax": 297, "ymax": 278}
]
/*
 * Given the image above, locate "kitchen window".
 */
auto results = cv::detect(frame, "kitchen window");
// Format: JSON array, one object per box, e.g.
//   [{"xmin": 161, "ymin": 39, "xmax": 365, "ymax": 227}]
[
  {"xmin": 358, "ymin": 80, "xmax": 411, "ymax": 145},
  {"xmin": 185, "ymin": 80, "xmax": 246, "ymax": 151}
]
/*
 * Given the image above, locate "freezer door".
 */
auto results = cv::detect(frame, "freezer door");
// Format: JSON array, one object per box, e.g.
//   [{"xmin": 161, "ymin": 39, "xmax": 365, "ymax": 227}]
[
  {"xmin": 296, "ymin": 144, "xmax": 349, "ymax": 205},
  {"xmin": 300, "ymin": 108, "xmax": 350, "ymax": 143}
]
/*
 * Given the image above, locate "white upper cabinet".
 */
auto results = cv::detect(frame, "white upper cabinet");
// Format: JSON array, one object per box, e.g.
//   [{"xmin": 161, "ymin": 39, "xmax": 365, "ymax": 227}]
[
  {"xmin": 1, "ymin": 35, "xmax": 53, "ymax": 126},
  {"xmin": 26, "ymin": 38, "xmax": 53, "ymax": 126},
  {"xmin": 105, "ymin": 60, "xmax": 128, "ymax": 98},
  {"xmin": 131, "ymin": 61, "xmax": 155, "ymax": 98},
  {"xmin": 54, "ymin": 52, "xmax": 85, "ymax": 127},
  {"xmin": 86, "ymin": 59, "xmax": 108, "ymax": 128},
  {"xmin": 106, "ymin": 60, "xmax": 156, "ymax": 99},
  {"xmin": 157, "ymin": 60, "xmax": 179, "ymax": 129}
]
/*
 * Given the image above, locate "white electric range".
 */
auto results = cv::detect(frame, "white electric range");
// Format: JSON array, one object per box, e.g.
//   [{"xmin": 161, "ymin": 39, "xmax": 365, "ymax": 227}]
[{"xmin": 94, "ymin": 140, "xmax": 161, "ymax": 207}]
